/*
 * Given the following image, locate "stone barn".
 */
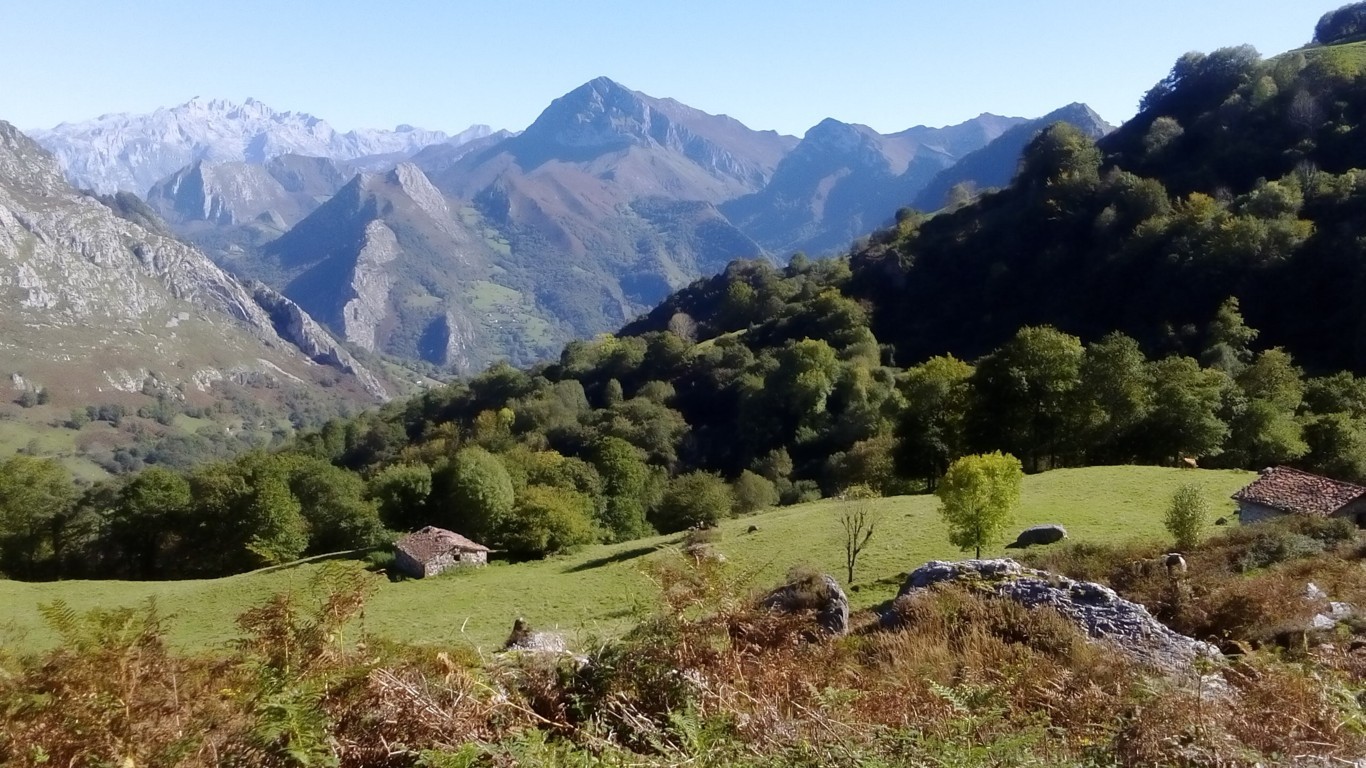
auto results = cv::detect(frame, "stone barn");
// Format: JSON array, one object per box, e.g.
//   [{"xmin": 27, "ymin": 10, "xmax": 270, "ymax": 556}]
[
  {"xmin": 394, "ymin": 526, "xmax": 490, "ymax": 578},
  {"xmin": 1231, "ymin": 466, "xmax": 1366, "ymax": 526}
]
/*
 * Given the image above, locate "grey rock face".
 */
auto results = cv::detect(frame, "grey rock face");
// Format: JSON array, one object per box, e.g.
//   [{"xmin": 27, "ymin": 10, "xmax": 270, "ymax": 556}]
[
  {"xmin": 0, "ymin": 119, "xmax": 385, "ymax": 402},
  {"xmin": 894, "ymin": 559, "xmax": 1221, "ymax": 674},
  {"xmin": 761, "ymin": 573, "xmax": 850, "ymax": 636},
  {"xmin": 1004, "ymin": 524, "xmax": 1069, "ymax": 549},
  {"xmin": 249, "ymin": 285, "xmax": 387, "ymax": 399}
]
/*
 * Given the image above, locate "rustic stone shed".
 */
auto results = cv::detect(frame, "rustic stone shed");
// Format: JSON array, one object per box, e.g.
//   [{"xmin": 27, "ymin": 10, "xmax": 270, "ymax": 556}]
[
  {"xmin": 394, "ymin": 526, "xmax": 490, "ymax": 578},
  {"xmin": 1231, "ymin": 466, "xmax": 1366, "ymax": 526}
]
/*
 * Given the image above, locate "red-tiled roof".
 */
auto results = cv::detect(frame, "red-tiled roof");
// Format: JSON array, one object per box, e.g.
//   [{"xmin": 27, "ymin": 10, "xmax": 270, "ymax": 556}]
[
  {"xmin": 395, "ymin": 526, "xmax": 489, "ymax": 562},
  {"xmin": 1231, "ymin": 466, "xmax": 1366, "ymax": 517}
]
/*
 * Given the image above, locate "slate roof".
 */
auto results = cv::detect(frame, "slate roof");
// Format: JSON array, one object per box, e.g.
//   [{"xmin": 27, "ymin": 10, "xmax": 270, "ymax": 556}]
[
  {"xmin": 1231, "ymin": 466, "xmax": 1366, "ymax": 517},
  {"xmin": 395, "ymin": 526, "xmax": 489, "ymax": 562}
]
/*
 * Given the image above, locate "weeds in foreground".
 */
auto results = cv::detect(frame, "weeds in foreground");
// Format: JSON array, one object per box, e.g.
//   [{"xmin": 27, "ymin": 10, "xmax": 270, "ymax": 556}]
[{"xmin": 3, "ymin": 540, "xmax": 1366, "ymax": 766}]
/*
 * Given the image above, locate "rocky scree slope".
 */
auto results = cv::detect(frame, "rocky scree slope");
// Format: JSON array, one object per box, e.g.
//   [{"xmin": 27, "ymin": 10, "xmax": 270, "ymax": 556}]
[{"xmin": 0, "ymin": 120, "xmax": 387, "ymax": 403}]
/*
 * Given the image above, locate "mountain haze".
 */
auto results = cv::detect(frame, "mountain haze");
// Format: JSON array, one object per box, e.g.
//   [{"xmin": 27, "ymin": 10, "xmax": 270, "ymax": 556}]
[
  {"xmin": 911, "ymin": 103, "xmax": 1114, "ymax": 211},
  {"xmin": 31, "ymin": 97, "xmax": 491, "ymax": 194},
  {"xmin": 720, "ymin": 113, "xmax": 1028, "ymax": 256}
]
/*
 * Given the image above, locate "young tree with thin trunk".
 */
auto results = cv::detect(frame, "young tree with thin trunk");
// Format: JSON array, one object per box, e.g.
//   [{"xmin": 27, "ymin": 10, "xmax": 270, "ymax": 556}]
[
  {"xmin": 935, "ymin": 452, "xmax": 1023, "ymax": 559},
  {"xmin": 840, "ymin": 484, "xmax": 881, "ymax": 584}
]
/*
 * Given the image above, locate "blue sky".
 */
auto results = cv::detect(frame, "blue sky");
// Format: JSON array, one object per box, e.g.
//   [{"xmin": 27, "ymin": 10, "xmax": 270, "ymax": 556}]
[{"xmin": 0, "ymin": 1, "xmax": 1331, "ymax": 136}]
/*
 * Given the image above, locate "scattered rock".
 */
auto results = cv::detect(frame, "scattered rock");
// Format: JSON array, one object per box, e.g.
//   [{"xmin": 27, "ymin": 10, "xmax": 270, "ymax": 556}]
[
  {"xmin": 1304, "ymin": 582, "xmax": 1355, "ymax": 631},
  {"xmin": 891, "ymin": 559, "xmax": 1221, "ymax": 674},
  {"xmin": 1217, "ymin": 638, "xmax": 1253, "ymax": 658},
  {"xmin": 761, "ymin": 572, "xmax": 849, "ymax": 636},
  {"xmin": 502, "ymin": 617, "xmax": 568, "ymax": 653},
  {"xmin": 1004, "ymin": 524, "xmax": 1068, "ymax": 549},
  {"xmin": 684, "ymin": 543, "xmax": 727, "ymax": 564}
]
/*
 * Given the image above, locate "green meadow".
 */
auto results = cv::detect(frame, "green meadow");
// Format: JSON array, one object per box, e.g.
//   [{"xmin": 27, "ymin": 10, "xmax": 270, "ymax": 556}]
[{"xmin": 0, "ymin": 465, "xmax": 1252, "ymax": 655}]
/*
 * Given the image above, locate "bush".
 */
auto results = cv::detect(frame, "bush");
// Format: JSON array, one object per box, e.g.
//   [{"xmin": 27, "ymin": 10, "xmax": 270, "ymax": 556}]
[
  {"xmin": 782, "ymin": 479, "xmax": 822, "ymax": 506},
  {"xmin": 1237, "ymin": 531, "xmax": 1326, "ymax": 571},
  {"xmin": 653, "ymin": 471, "xmax": 734, "ymax": 533},
  {"xmin": 1164, "ymin": 483, "xmax": 1209, "ymax": 550},
  {"xmin": 731, "ymin": 470, "xmax": 778, "ymax": 515}
]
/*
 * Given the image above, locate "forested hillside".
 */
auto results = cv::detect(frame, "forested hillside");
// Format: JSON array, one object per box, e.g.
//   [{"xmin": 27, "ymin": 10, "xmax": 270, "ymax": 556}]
[{"xmin": 9, "ymin": 34, "xmax": 1366, "ymax": 583}]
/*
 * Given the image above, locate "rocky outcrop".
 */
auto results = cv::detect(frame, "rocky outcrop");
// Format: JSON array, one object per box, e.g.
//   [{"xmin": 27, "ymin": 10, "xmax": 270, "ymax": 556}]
[
  {"xmin": 761, "ymin": 572, "xmax": 850, "ymax": 636},
  {"xmin": 892, "ymin": 559, "xmax": 1221, "ymax": 674},
  {"xmin": 1005, "ymin": 524, "xmax": 1069, "ymax": 549},
  {"xmin": 341, "ymin": 221, "xmax": 401, "ymax": 352},
  {"xmin": 250, "ymin": 284, "xmax": 387, "ymax": 399}
]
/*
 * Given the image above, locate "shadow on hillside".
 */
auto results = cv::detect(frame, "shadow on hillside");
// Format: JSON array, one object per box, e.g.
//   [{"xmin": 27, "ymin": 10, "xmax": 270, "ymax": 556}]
[
  {"xmin": 247, "ymin": 548, "xmax": 373, "ymax": 577},
  {"xmin": 564, "ymin": 546, "xmax": 657, "ymax": 574}
]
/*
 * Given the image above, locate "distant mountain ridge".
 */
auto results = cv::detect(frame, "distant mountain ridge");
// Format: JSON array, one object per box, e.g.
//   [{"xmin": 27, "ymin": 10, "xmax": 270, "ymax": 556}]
[
  {"xmin": 912, "ymin": 103, "xmax": 1114, "ymax": 211},
  {"xmin": 720, "ymin": 113, "xmax": 1028, "ymax": 255},
  {"xmin": 31, "ymin": 97, "xmax": 492, "ymax": 194}
]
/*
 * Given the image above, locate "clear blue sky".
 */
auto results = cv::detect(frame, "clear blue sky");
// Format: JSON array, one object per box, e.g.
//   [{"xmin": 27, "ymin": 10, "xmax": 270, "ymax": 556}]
[{"xmin": 0, "ymin": 1, "xmax": 1331, "ymax": 136}]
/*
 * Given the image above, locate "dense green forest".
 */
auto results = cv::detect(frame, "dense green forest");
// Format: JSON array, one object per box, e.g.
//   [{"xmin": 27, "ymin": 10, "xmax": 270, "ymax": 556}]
[{"xmin": 9, "ymin": 31, "xmax": 1366, "ymax": 582}]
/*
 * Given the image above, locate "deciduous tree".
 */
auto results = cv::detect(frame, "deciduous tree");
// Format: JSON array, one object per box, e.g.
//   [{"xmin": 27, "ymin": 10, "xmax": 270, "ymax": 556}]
[{"xmin": 935, "ymin": 452, "xmax": 1023, "ymax": 559}]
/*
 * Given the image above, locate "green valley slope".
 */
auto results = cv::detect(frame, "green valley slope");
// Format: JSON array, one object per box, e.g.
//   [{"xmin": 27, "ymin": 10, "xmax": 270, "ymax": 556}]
[{"xmin": 0, "ymin": 466, "xmax": 1251, "ymax": 654}]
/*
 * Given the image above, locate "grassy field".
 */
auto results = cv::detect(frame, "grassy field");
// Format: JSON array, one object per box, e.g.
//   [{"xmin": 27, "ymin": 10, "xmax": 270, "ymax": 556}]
[
  {"xmin": 0, "ymin": 465, "xmax": 1253, "ymax": 655},
  {"xmin": 1280, "ymin": 39, "xmax": 1366, "ymax": 76}
]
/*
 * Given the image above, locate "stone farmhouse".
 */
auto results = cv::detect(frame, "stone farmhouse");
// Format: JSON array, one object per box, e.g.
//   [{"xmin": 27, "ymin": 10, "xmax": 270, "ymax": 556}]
[
  {"xmin": 394, "ymin": 526, "xmax": 490, "ymax": 578},
  {"xmin": 1231, "ymin": 466, "xmax": 1366, "ymax": 526}
]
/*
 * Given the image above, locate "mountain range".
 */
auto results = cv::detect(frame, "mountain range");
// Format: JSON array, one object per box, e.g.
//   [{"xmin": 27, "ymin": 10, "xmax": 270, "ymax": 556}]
[
  {"xmin": 21, "ymin": 83, "xmax": 1113, "ymax": 377},
  {"xmin": 30, "ymin": 97, "xmax": 491, "ymax": 195},
  {"xmin": 0, "ymin": 119, "xmax": 405, "ymax": 473}
]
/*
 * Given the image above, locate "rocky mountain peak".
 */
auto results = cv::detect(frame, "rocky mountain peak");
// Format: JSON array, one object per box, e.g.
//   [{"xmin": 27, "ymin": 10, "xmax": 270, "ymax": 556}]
[
  {"xmin": 0, "ymin": 120, "xmax": 70, "ymax": 195},
  {"xmin": 521, "ymin": 76, "xmax": 654, "ymax": 151},
  {"xmin": 384, "ymin": 163, "xmax": 449, "ymax": 221}
]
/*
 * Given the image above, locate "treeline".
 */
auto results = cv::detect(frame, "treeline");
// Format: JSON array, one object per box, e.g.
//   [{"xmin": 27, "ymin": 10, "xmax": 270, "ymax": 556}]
[{"xmin": 6, "ymin": 260, "xmax": 1366, "ymax": 581}]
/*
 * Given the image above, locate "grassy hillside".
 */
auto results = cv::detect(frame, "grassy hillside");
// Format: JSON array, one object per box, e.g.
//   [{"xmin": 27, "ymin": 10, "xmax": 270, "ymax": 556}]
[{"xmin": 0, "ymin": 465, "xmax": 1253, "ymax": 654}]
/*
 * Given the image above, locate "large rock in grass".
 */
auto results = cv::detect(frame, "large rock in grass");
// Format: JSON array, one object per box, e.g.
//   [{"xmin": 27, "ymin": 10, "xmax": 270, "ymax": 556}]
[
  {"xmin": 761, "ymin": 572, "xmax": 850, "ymax": 636},
  {"xmin": 1004, "ymin": 524, "xmax": 1068, "ymax": 549},
  {"xmin": 502, "ymin": 617, "xmax": 568, "ymax": 653},
  {"xmin": 891, "ymin": 559, "xmax": 1220, "ymax": 674}
]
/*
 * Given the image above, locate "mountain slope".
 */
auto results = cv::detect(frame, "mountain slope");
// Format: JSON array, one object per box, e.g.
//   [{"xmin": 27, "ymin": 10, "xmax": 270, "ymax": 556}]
[
  {"xmin": 423, "ymin": 77, "xmax": 784, "ymax": 335},
  {"xmin": 252, "ymin": 163, "xmax": 561, "ymax": 371},
  {"xmin": 31, "ymin": 97, "xmax": 490, "ymax": 194},
  {"xmin": 0, "ymin": 119, "xmax": 390, "ymax": 465},
  {"xmin": 848, "ymin": 42, "xmax": 1366, "ymax": 375},
  {"xmin": 911, "ymin": 103, "xmax": 1114, "ymax": 211}
]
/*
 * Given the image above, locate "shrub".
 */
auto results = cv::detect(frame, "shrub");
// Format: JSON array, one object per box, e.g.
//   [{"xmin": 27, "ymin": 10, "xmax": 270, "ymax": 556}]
[
  {"xmin": 653, "ymin": 471, "xmax": 734, "ymax": 533},
  {"xmin": 730, "ymin": 470, "xmax": 778, "ymax": 515},
  {"xmin": 1237, "ymin": 531, "xmax": 1326, "ymax": 571},
  {"xmin": 781, "ymin": 479, "xmax": 822, "ymax": 506},
  {"xmin": 1164, "ymin": 483, "xmax": 1209, "ymax": 550}
]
